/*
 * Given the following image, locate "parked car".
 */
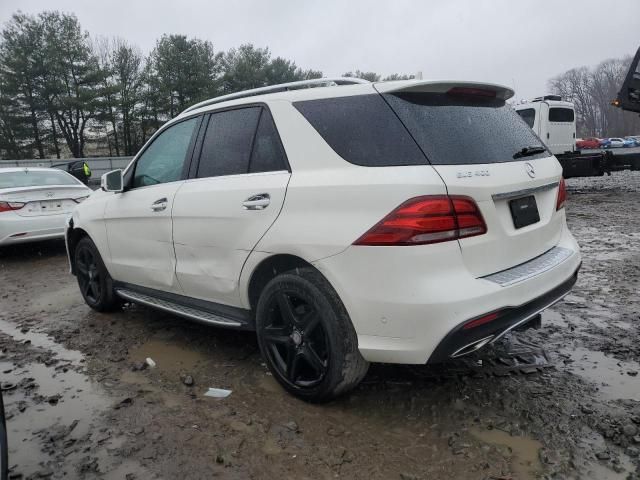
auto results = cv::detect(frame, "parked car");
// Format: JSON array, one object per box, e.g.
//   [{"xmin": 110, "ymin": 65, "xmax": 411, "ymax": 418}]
[
  {"xmin": 0, "ymin": 168, "xmax": 91, "ymax": 246},
  {"xmin": 601, "ymin": 137, "xmax": 626, "ymax": 148},
  {"xmin": 576, "ymin": 137, "xmax": 600, "ymax": 149},
  {"xmin": 624, "ymin": 136, "xmax": 640, "ymax": 147},
  {"xmin": 65, "ymin": 78, "xmax": 581, "ymax": 401},
  {"xmin": 52, "ymin": 160, "xmax": 92, "ymax": 185}
]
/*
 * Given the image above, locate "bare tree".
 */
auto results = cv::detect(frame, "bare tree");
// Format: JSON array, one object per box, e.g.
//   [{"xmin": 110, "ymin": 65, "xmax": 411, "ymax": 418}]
[{"xmin": 548, "ymin": 55, "xmax": 640, "ymax": 137}]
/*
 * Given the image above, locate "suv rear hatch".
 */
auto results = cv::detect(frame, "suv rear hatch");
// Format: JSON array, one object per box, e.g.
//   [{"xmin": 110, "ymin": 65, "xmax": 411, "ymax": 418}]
[{"xmin": 376, "ymin": 81, "xmax": 563, "ymax": 277}]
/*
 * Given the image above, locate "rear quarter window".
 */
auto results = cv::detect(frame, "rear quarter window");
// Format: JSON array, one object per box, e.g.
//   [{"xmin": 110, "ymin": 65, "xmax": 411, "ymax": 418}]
[{"xmin": 293, "ymin": 95, "xmax": 426, "ymax": 167}]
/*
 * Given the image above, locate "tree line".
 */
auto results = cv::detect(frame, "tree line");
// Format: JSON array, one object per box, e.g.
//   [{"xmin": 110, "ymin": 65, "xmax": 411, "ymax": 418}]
[
  {"xmin": 0, "ymin": 11, "xmax": 416, "ymax": 160},
  {"xmin": 548, "ymin": 55, "xmax": 640, "ymax": 138}
]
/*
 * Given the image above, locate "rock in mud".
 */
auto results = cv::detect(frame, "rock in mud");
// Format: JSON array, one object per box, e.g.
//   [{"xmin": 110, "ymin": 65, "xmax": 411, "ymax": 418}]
[
  {"xmin": 284, "ymin": 420, "xmax": 298, "ymax": 432},
  {"xmin": 622, "ymin": 424, "xmax": 638, "ymax": 437},
  {"xmin": 131, "ymin": 361, "xmax": 147, "ymax": 372},
  {"xmin": 181, "ymin": 375, "xmax": 194, "ymax": 386}
]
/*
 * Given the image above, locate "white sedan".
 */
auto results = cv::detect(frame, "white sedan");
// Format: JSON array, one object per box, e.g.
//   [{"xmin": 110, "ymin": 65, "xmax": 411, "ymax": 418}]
[{"xmin": 0, "ymin": 167, "xmax": 92, "ymax": 246}]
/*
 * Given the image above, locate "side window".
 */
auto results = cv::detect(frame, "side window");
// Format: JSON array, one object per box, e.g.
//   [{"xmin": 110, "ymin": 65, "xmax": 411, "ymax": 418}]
[
  {"xmin": 133, "ymin": 117, "xmax": 198, "ymax": 188},
  {"xmin": 548, "ymin": 108, "xmax": 574, "ymax": 123},
  {"xmin": 249, "ymin": 109, "xmax": 288, "ymax": 173},
  {"xmin": 197, "ymin": 107, "xmax": 261, "ymax": 178},
  {"xmin": 293, "ymin": 94, "xmax": 425, "ymax": 167},
  {"xmin": 516, "ymin": 108, "xmax": 536, "ymax": 129}
]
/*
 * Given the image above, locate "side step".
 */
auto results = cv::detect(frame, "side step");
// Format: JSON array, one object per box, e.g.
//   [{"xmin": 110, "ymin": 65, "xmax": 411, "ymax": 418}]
[{"xmin": 115, "ymin": 288, "xmax": 243, "ymax": 328}]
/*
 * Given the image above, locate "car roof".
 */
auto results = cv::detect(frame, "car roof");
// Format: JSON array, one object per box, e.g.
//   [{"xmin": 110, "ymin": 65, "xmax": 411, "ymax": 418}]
[{"xmin": 176, "ymin": 79, "xmax": 515, "ymax": 121}]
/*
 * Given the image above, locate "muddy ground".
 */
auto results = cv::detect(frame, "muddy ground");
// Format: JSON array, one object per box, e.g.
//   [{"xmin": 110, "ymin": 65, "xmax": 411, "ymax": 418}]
[{"xmin": 1, "ymin": 171, "xmax": 640, "ymax": 480}]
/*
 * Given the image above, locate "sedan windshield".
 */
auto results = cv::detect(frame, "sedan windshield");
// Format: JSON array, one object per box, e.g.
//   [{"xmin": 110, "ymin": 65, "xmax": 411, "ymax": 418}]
[{"xmin": 0, "ymin": 170, "xmax": 79, "ymax": 189}]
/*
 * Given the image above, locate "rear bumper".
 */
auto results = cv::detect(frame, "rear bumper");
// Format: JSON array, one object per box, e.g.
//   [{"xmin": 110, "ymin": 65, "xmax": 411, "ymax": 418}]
[
  {"xmin": 0, "ymin": 212, "xmax": 70, "ymax": 246},
  {"xmin": 427, "ymin": 266, "xmax": 578, "ymax": 362},
  {"xmin": 313, "ymin": 225, "xmax": 581, "ymax": 364}
]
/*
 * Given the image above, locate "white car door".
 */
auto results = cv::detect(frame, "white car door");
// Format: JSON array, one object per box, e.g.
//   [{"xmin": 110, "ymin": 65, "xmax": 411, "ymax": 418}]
[
  {"xmin": 172, "ymin": 106, "xmax": 290, "ymax": 307},
  {"xmin": 104, "ymin": 116, "xmax": 201, "ymax": 293}
]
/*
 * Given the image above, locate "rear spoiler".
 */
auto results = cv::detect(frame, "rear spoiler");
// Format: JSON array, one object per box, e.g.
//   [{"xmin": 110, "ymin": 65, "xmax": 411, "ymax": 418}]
[{"xmin": 373, "ymin": 80, "xmax": 515, "ymax": 101}]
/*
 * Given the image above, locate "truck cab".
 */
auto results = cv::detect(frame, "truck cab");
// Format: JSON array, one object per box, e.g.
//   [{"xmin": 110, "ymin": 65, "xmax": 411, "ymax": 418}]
[{"xmin": 514, "ymin": 95, "xmax": 576, "ymax": 155}]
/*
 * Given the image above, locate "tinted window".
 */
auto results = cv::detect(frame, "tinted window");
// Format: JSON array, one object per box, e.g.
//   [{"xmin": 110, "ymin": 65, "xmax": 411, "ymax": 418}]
[
  {"xmin": 516, "ymin": 108, "xmax": 536, "ymax": 128},
  {"xmin": 249, "ymin": 110, "xmax": 287, "ymax": 173},
  {"xmin": 384, "ymin": 93, "xmax": 549, "ymax": 165},
  {"xmin": 0, "ymin": 170, "xmax": 79, "ymax": 188},
  {"xmin": 548, "ymin": 107, "xmax": 574, "ymax": 122},
  {"xmin": 197, "ymin": 107, "xmax": 261, "ymax": 178},
  {"xmin": 293, "ymin": 95, "xmax": 426, "ymax": 166},
  {"xmin": 133, "ymin": 117, "xmax": 198, "ymax": 188}
]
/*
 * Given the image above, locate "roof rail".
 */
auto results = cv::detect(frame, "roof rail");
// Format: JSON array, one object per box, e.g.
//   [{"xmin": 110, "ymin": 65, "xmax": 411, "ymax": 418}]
[{"xmin": 182, "ymin": 77, "xmax": 370, "ymax": 114}]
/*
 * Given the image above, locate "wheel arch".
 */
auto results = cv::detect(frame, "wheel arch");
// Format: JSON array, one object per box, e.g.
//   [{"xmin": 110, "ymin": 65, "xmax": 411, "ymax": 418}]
[
  {"xmin": 246, "ymin": 254, "xmax": 320, "ymax": 311},
  {"xmin": 67, "ymin": 226, "xmax": 90, "ymax": 275}
]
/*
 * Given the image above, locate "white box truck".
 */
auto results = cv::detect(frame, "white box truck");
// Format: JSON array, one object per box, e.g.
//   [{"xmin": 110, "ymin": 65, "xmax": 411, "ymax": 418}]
[{"xmin": 515, "ymin": 96, "xmax": 609, "ymax": 178}]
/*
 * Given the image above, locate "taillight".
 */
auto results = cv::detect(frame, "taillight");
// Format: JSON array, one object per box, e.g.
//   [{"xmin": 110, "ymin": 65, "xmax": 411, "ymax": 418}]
[
  {"xmin": 0, "ymin": 201, "xmax": 25, "ymax": 213},
  {"xmin": 556, "ymin": 177, "xmax": 567, "ymax": 210},
  {"xmin": 447, "ymin": 87, "xmax": 497, "ymax": 98},
  {"xmin": 353, "ymin": 195, "xmax": 487, "ymax": 246},
  {"xmin": 73, "ymin": 196, "xmax": 89, "ymax": 203}
]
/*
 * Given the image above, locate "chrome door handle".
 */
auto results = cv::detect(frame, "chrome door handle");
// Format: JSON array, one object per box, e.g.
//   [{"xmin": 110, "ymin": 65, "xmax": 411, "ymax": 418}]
[
  {"xmin": 151, "ymin": 198, "xmax": 168, "ymax": 212},
  {"xmin": 242, "ymin": 193, "xmax": 270, "ymax": 210}
]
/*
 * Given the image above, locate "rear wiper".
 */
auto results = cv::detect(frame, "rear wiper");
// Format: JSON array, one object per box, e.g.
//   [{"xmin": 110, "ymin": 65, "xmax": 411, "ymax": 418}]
[{"xmin": 513, "ymin": 146, "xmax": 547, "ymax": 159}]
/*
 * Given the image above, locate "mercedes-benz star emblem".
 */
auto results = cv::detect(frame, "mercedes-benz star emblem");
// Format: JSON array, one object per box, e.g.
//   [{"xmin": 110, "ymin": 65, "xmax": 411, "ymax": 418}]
[{"xmin": 525, "ymin": 162, "xmax": 535, "ymax": 178}]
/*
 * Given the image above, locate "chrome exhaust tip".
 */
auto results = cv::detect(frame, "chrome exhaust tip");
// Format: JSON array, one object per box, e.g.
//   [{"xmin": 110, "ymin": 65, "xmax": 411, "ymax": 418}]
[{"xmin": 450, "ymin": 335, "xmax": 495, "ymax": 359}]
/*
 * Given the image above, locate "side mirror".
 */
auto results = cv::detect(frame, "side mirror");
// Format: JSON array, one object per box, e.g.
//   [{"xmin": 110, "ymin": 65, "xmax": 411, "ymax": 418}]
[{"xmin": 101, "ymin": 169, "xmax": 123, "ymax": 193}]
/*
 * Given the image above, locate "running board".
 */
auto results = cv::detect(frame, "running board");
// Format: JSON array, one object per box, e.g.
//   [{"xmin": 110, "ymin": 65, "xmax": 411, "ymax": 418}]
[{"xmin": 115, "ymin": 288, "xmax": 243, "ymax": 328}]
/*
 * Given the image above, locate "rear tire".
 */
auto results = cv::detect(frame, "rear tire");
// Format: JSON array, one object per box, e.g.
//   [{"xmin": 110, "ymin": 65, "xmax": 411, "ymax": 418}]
[
  {"xmin": 74, "ymin": 236, "xmax": 121, "ymax": 312},
  {"xmin": 255, "ymin": 267, "xmax": 369, "ymax": 402}
]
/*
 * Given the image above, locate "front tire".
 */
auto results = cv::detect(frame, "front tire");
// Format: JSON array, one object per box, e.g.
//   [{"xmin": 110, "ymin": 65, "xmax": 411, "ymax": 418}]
[
  {"xmin": 74, "ymin": 237, "xmax": 121, "ymax": 312},
  {"xmin": 255, "ymin": 268, "xmax": 369, "ymax": 402}
]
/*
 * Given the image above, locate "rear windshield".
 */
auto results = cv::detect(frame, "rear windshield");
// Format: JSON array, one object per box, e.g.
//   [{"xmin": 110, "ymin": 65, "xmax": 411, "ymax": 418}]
[
  {"xmin": 383, "ymin": 93, "xmax": 549, "ymax": 165},
  {"xmin": 548, "ymin": 107, "xmax": 575, "ymax": 122},
  {"xmin": 0, "ymin": 170, "xmax": 78, "ymax": 189}
]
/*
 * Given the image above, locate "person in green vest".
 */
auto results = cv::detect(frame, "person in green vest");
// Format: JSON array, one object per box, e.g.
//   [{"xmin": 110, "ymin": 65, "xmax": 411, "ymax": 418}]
[{"xmin": 82, "ymin": 162, "xmax": 91, "ymax": 181}]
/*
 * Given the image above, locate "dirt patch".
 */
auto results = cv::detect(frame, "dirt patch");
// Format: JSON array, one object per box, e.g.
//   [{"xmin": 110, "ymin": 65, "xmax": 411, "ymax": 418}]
[{"xmin": 0, "ymin": 171, "xmax": 640, "ymax": 479}]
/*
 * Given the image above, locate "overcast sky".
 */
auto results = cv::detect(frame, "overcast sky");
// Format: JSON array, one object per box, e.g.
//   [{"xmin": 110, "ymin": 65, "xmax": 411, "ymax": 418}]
[{"xmin": 1, "ymin": 0, "xmax": 638, "ymax": 100}]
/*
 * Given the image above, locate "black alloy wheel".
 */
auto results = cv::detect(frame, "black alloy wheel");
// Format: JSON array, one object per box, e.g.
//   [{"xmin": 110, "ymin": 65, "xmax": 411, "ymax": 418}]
[
  {"xmin": 256, "ymin": 268, "xmax": 369, "ymax": 402},
  {"xmin": 76, "ymin": 244, "xmax": 101, "ymax": 304},
  {"xmin": 73, "ymin": 236, "xmax": 120, "ymax": 312},
  {"xmin": 262, "ymin": 290, "xmax": 329, "ymax": 388}
]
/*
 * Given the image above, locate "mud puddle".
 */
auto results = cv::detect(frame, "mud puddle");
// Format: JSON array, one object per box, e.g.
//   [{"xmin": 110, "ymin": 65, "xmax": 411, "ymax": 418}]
[
  {"xmin": 563, "ymin": 347, "xmax": 640, "ymax": 401},
  {"xmin": 0, "ymin": 318, "xmax": 83, "ymax": 364},
  {"xmin": 471, "ymin": 428, "xmax": 542, "ymax": 479},
  {"xmin": 128, "ymin": 337, "xmax": 207, "ymax": 375},
  {"xmin": 0, "ymin": 319, "xmax": 151, "ymax": 478},
  {"xmin": 1, "ymin": 360, "xmax": 110, "ymax": 477},
  {"xmin": 575, "ymin": 429, "xmax": 637, "ymax": 480}
]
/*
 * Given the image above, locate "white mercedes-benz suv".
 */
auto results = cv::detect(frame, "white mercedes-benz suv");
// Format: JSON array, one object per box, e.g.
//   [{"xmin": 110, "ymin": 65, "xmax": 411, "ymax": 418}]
[{"xmin": 66, "ymin": 78, "xmax": 581, "ymax": 401}]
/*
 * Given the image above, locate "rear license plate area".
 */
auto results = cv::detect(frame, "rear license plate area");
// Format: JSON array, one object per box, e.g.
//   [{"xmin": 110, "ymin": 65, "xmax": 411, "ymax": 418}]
[
  {"xmin": 509, "ymin": 195, "xmax": 540, "ymax": 229},
  {"xmin": 40, "ymin": 199, "xmax": 64, "ymax": 212}
]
